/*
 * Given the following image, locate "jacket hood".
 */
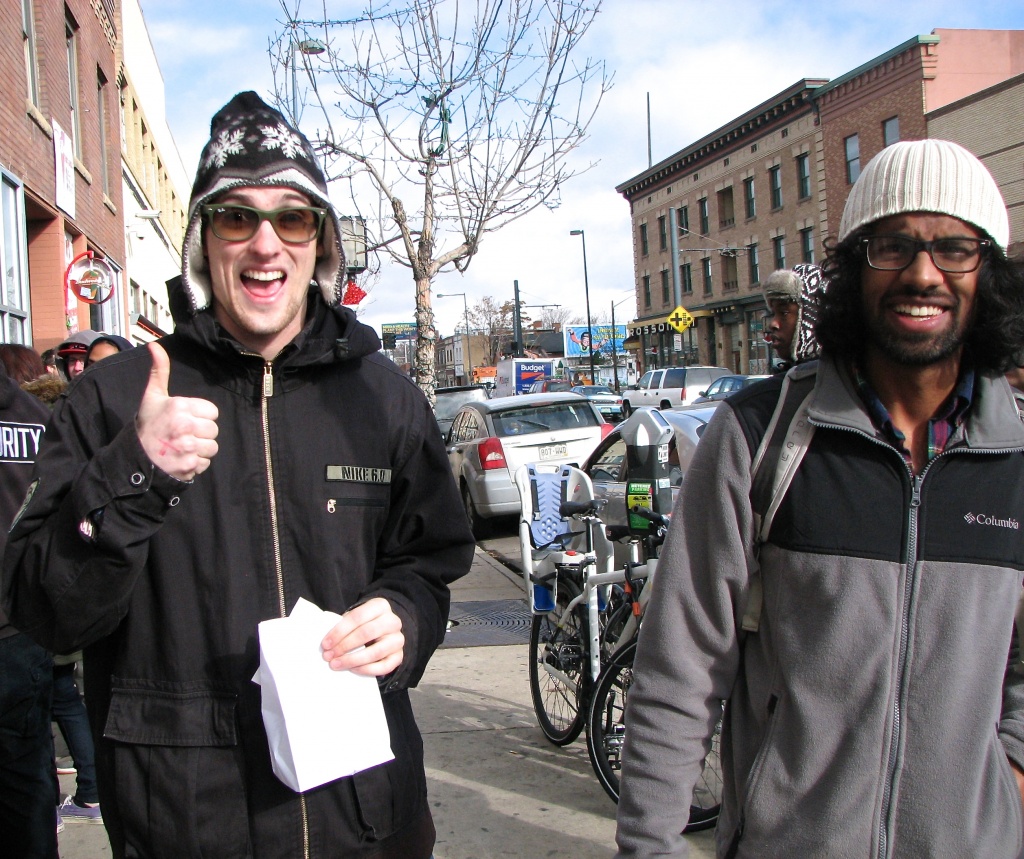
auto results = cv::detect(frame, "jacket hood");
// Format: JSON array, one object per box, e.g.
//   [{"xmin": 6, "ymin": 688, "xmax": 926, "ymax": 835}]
[{"xmin": 165, "ymin": 275, "xmax": 380, "ymax": 365}]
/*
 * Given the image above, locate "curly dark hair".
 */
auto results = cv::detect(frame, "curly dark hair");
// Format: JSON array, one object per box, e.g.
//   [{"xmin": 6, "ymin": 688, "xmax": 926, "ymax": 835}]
[{"xmin": 816, "ymin": 229, "xmax": 1024, "ymax": 374}]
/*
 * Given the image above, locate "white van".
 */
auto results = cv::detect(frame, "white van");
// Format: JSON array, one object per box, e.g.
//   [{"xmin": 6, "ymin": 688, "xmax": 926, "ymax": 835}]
[{"xmin": 622, "ymin": 366, "xmax": 731, "ymax": 413}]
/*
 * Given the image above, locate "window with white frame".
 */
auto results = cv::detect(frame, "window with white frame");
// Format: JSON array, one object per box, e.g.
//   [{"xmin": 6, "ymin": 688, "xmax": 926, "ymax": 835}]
[
  {"xmin": 773, "ymin": 235, "xmax": 786, "ymax": 270},
  {"xmin": 22, "ymin": 0, "xmax": 39, "ymax": 106},
  {"xmin": 0, "ymin": 171, "xmax": 31, "ymax": 343}
]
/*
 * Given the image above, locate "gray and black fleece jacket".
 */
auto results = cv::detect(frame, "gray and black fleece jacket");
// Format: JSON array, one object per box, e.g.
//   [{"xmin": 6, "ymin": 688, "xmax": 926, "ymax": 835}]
[
  {"xmin": 2, "ymin": 285, "xmax": 475, "ymax": 858},
  {"xmin": 615, "ymin": 355, "xmax": 1024, "ymax": 859}
]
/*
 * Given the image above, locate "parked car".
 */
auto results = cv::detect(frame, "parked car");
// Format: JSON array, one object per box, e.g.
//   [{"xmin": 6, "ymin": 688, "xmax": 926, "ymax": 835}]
[
  {"xmin": 622, "ymin": 366, "xmax": 730, "ymax": 413},
  {"xmin": 570, "ymin": 385, "xmax": 624, "ymax": 422},
  {"xmin": 690, "ymin": 374, "xmax": 770, "ymax": 404},
  {"xmin": 526, "ymin": 378, "xmax": 575, "ymax": 394},
  {"xmin": 583, "ymin": 405, "xmax": 720, "ymax": 529},
  {"xmin": 434, "ymin": 384, "xmax": 491, "ymax": 437},
  {"xmin": 446, "ymin": 393, "xmax": 612, "ymax": 535}
]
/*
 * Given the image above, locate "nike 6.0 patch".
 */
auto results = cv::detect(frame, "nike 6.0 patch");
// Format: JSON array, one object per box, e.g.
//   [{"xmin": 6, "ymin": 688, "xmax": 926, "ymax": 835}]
[{"xmin": 325, "ymin": 465, "xmax": 392, "ymax": 484}]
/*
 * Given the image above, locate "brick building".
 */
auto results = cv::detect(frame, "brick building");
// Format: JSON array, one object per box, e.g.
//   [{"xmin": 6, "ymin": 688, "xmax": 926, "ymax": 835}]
[
  {"xmin": 927, "ymin": 71, "xmax": 1024, "ymax": 256},
  {"xmin": 616, "ymin": 80, "xmax": 826, "ymax": 374},
  {"xmin": 3, "ymin": 0, "xmax": 123, "ymax": 351},
  {"xmin": 1, "ymin": 0, "xmax": 189, "ymax": 356},
  {"xmin": 617, "ymin": 28, "xmax": 1024, "ymax": 375},
  {"xmin": 815, "ymin": 29, "xmax": 1024, "ymax": 242}
]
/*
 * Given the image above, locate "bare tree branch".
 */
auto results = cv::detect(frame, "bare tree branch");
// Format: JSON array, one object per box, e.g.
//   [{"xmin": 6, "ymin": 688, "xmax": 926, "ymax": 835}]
[{"xmin": 270, "ymin": 0, "xmax": 611, "ymax": 401}]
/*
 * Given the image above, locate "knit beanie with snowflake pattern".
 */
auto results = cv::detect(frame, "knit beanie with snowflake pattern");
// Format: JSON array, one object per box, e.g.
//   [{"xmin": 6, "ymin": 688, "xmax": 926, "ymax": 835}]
[{"xmin": 181, "ymin": 91, "xmax": 345, "ymax": 313}]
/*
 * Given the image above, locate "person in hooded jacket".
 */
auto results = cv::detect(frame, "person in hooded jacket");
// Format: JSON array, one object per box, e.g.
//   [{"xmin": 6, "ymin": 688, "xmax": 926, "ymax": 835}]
[
  {"xmin": 2, "ymin": 91, "xmax": 474, "ymax": 859},
  {"xmin": 55, "ymin": 330, "xmax": 101, "ymax": 381},
  {"xmin": 85, "ymin": 334, "xmax": 134, "ymax": 369},
  {"xmin": 760, "ymin": 264, "xmax": 827, "ymax": 372},
  {"xmin": 0, "ymin": 362, "xmax": 53, "ymax": 857}
]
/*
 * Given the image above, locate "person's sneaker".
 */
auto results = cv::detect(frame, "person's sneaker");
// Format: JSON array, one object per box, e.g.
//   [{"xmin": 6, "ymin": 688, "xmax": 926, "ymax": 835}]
[
  {"xmin": 59, "ymin": 794, "xmax": 102, "ymax": 824},
  {"xmin": 56, "ymin": 807, "xmax": 64, "ymax": 834},
  {"xmin": 56, "ymin": 756, "xmax": 77, "ymax": 775}
]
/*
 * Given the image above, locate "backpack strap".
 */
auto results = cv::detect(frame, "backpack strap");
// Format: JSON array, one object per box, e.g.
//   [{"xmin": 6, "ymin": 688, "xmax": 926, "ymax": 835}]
[{"xmin": 741, "ymin": 361, "xmax": 818, "ymax": 633}]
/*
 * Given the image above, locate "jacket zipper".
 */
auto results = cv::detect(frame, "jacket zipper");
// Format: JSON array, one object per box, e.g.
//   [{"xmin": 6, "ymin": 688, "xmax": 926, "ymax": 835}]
[
  {"xmin": 811, "ymin": 421, "xmax": 1024, "ymax": 859},
  {"xmin": 259, "ymin": 359, "xmax": 310, "ymax": 859}
]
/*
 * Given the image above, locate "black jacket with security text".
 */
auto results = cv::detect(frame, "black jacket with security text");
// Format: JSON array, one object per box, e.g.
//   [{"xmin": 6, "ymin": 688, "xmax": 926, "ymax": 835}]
[{"xmin": 2, "ymin": 286, "xmax": 474, "ymax": 858}]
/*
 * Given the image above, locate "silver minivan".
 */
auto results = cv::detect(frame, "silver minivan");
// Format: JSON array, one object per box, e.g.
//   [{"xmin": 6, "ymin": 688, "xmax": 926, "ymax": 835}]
[{"xmin": 622, "ymin": 365, "xmax": 730, "ymax": 413}]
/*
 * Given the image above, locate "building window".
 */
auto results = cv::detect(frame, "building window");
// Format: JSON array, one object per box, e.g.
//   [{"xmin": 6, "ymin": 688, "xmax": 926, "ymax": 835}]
[
  {"xmin": 22, "ymin": 0, "xmax": 39, "ymax": 106},
  {"xmin": 642, "ymin": 274, "xmax": 651, "ymax": 308},
  {"xmin": 661, "ymin": 269, "xmax": 670, "ymax": 305},
  {"xmin": 717, "ymin": 187, "xmax": 735, "ymax": 229},
  {"xmin": 678, "ymin": 205, "xmax": 689, "ymax": 235},
  {"xmin": 800, "ymin": 228, "xmax": 814, "ymax": 263},
  {"xmin": 845, "ymin": 133, "xmax": 861, "ymax": 184},
  {"xmin": 658, "ymin": 215, "xmax": 667, "ymax": 251},
  {"xmin": 698, "ymin": 198, "xmax": 709, "ymax": 235},
  {"xmin": 97, "ymin": 70, "xmax": 110, "ymax": 196},
  {"xmin": 769, "ymin": 166, "xmax": 782, "ymax": 210},
  {"xmin": 681, "ymin": 262, "xmax": 692, "ymax": 294},
  {"xmin": 743, "ymin": 177, "xmax": 756, "ymax": 219},
  {"xmin": 773, "ymin": 235, "xmax": 786, "ymax": 270},
  {"xmin": 748, "ymin": 242, "xmax": 760, "ymax": 285},
  {"xmin": 883, "ymin": 116, "xmax": 900, "ymax": 147},
  {"xmin": 702, "ymin": 257, "xmax": 712, "ymax": 295},
  {"xmin": 0, "ymin": 171, "xmax": 31, "ymax": 343},
  {"xmin": 796, "ymin": 153, "xmax": 811, "ymax": 200},
  {"xmin": 639, "ymin": 223, "xmax": 648, "ymax": 256},
  {"xmin": 722, "ymin": 255, "xmax": 738, "ymax": 291},
  {"xmin": 66, "ymin": 14, "xmax": 82, "ymax": 158}
]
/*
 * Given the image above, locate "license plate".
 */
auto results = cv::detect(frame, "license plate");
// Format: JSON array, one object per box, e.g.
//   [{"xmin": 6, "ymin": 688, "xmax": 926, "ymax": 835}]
[{"xmin": 538, "ymin": 443, "xmax": 567, "ymax": 460}]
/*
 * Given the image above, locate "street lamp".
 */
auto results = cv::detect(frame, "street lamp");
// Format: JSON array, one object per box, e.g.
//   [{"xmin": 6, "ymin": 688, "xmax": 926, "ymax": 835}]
[
  {"xmin": 436, "ymin": 292, "xmax": 472, "ymax": 384},
  {"xmin": 569, "ymin": 229, "xmax": 595, "ymax": 384},
  {"xmin": 290, "ymin": 33, "xmax": 327, "ymax": 123}
]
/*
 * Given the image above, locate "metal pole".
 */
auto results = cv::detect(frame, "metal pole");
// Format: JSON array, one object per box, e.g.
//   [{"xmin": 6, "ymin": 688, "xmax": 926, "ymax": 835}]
[
  {"xmin": 577, "ymin": 231, "xmax": 595, "ymax": 384},
  {"xmin": 513, "ymin": 280, "xmax": 523, "ymax": 358},
  {"xmin": 611, "ymin": 300, "xmax": 619, "ymax": 392},
  {"xmin": 462, "ymin": 293, "xmax": 472, "ymax": 384}
]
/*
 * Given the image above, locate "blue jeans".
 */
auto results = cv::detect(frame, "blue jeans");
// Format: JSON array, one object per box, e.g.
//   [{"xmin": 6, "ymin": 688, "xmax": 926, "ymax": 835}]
[
  {"xmin": 0, "ymin": 632, "xmax": 57, "ymax": 859},
  {"xmin": 52, "ymin": 660, "xmax": 98, "ymax": 804}
]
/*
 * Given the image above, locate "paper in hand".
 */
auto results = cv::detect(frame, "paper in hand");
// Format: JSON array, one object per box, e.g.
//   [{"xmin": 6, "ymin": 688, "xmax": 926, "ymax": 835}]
[{"xmin": 253, "ymin": 597, "xmax": 394, "ymax": 792}]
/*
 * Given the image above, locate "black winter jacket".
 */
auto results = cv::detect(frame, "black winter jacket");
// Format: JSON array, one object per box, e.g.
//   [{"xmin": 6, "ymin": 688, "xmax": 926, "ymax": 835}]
[
  {"xmin": 2, "ymin": 288, "xmax": 474, "ymax": 858},
  {"xmin": 0, "ymin": 366, "xmax": 48, "ymax": 638}
]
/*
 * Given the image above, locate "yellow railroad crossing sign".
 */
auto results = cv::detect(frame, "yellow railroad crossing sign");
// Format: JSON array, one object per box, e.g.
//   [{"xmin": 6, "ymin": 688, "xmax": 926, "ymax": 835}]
[{"xmin": 666, "ymin": 306, "xmax": 694, "ymax": 333}]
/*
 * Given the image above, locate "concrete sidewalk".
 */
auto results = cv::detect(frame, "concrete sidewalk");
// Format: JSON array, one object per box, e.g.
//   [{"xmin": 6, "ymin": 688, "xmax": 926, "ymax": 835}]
[{"xmin": 54, "ymin": 548, "xmax": 716, "ymax": 858}]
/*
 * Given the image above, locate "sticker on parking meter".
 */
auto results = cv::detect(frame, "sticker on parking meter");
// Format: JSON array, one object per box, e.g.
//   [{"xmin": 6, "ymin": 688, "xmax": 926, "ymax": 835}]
[{"xmin": 627, "ymin": 481, "xmax": 654, "ymax": 531}]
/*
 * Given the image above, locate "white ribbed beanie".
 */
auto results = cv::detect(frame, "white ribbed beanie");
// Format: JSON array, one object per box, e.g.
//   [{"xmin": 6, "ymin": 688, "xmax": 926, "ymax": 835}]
[{"xmin": 838, "ymin": 139, "xmax": 1009, "ymax": 251}]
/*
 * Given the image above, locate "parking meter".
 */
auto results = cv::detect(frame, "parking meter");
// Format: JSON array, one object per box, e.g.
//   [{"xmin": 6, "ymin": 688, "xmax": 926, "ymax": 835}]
[{"xmin": 618, "ymin": 408, "xmax": 674, "ymax": 536}]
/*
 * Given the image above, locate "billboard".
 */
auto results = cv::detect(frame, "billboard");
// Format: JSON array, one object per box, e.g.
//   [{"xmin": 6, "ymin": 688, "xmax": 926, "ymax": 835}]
[
  {"xmin": 563, "ymin": 324, "xmax": 628, "ymax": 359},
  {"xmin": 381, "ymin": 322, "xmax": 417, "ymax": 340}
]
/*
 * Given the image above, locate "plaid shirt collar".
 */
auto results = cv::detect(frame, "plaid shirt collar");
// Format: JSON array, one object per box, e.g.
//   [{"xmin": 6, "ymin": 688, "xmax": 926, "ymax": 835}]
[{"xmin": 852, "ymin": 362, "xmax": 975, "ymax": 468}]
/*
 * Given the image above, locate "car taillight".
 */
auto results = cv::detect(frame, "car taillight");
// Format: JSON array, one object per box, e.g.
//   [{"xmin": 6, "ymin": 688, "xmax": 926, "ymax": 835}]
[
  {"xmin": 600, "ymin": 423, "xmax": 615, "ymax": 439},
  {"xmin": 478, "ymin": 437, "xmax": 508, "ymax": 470}
]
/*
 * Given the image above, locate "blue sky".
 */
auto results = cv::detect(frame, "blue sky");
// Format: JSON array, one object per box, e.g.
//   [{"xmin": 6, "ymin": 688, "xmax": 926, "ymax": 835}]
[{"xmin": 138, "ymin": 0, "xmax": 1024, "ymax": 339}]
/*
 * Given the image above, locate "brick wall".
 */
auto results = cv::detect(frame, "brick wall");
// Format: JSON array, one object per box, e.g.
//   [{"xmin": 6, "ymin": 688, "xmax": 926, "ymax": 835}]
[{"xmin": 0, "ymin": 0, "xmax": 124, "ymax": 346}]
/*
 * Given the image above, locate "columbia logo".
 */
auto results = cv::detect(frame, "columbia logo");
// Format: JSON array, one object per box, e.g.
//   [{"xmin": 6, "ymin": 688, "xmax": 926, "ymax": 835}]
[{"xmin": 964, "ymin": 512, "xmax": 1019, "ymax": 530}]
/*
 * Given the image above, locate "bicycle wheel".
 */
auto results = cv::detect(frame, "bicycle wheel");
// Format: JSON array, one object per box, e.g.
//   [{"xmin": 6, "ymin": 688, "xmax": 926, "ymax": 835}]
[
  {"xmin": 529, "ymin": 578, "xmax": 589, "ymax": 746},
  {"xmin": 586, "ymin": 640, "xmax": 724, "ymax": 834}
]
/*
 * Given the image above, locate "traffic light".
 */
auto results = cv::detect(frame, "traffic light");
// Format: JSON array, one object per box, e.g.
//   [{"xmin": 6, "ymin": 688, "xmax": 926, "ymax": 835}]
[{"xmin": 382, "ymin": 332, "xmax": 397, "ymax": 349}]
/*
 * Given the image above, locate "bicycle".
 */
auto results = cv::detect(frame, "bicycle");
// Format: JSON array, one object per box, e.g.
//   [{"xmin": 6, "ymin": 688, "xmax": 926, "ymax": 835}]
[{"xmin": 516, "ymin": 462, "xmax": 723, "ymax": 833}]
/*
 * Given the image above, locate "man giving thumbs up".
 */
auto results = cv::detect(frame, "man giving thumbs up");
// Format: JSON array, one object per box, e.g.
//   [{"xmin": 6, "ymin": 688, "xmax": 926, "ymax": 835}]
[{"xmin": 2, "ymin": 91, "xmax": 473, "ymax": 859}]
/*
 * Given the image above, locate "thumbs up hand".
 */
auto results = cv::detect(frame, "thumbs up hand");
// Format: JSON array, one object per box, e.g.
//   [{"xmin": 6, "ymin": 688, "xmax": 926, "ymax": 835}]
[{"xmin": 136, "ymin": 342, "xmax": 219, "ymax": 481}]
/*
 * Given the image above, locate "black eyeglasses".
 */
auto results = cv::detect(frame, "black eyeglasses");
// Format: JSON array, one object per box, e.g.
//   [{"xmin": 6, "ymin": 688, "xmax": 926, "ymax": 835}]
[
  {"xmin": 201, "ymin": 204, "xmax": 327, "ymax": 244},
  {"xmin": 861, "ymin": 235, "xmax": 990, "ymax": 274}
]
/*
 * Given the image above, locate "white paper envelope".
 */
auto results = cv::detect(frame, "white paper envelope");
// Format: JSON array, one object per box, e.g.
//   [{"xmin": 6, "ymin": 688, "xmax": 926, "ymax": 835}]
[{"xmin": 252, "ymin": 597, "xmax": 394, "ymax": 792}]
